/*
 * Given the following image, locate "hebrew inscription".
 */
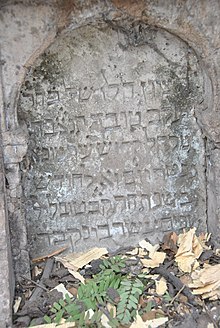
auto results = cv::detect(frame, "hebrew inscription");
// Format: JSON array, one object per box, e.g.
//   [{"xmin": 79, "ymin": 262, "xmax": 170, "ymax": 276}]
[{"xmin": 18, "ymin": 25, "xmax": 206, "ymax": 257}]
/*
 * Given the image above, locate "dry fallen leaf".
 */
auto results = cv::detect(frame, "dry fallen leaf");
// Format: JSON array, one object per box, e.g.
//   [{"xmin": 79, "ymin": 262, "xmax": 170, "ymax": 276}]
[
  {"xmin": 192, "ymin": 234, "xmax": 204, "ymax": 258},
  {"xmin": 155, "ymin": 278, "xmax": 167, "ymax": 296},
  {"xmin": 144, "ymin": 317, "xmax": 169, "ymax": 328},
  {"xmin": 107, "ymin": 303, "xmax": 116, "ymax": 317},
  {"xmin": 141, "ymin": 251, "xmax": 166, "ymax": 268},
  {"xmin": 68, "ymin": 269, "xmax": 85, "ymax": 284},
  {"xmin": 85, "ymin": 309, "xmax": 94, "ymax": 319},
  {"xmin": 57, "ymin": 247, "xmax": 108, "ymax": 270},
  {"xmin": 175, "ymin": 228, "xmax": 204, "ymax": 273},
  {"xmin": 32, "ymin": 265, "xmax": 43, "ymax": 278},
  {"xmin": 130, "ymin": 312, "xmax": 168, "ymax": 328},
  {"xmin": 142, "ymin": 309, "xmax": 165, "ymax": 322},
  {"xmin": 13, "ymin": 297, "xmax": 22, "ymax": 314},
  {"xmin": 162, "ymin": 231, "xmax": 178, "ymax": 253},
  {"xmin": 139, "ymin": 240, "xmax": 160, "ymax": 256},
  {"xmin": 207, "ymin": 323, "xmax": 214, "ymax": 328},
  {"xmin": 51, "ymin": 283, "xmax": 73, "ymax": 299},
  {"xmin": 126, "ymin": 248, "xmax": 139, "ymax": 256},
  {"xmin": 101, "ymin": 314, "xmax": 111, "ymax": 328},
  {"xmin": 68, "ymin": 286, "xmax": 78, "ymax": 297},
  {"xmin": 130, "ymin": 312, "xmax": 147, "ymax": 328},
  {"xmin": 176, "ymin": 229, "xmax": 195, "ymax": 255},
  {"xmin": 189, "ymin": 264, "xmax": 220, "ymax": 299},
  {"xmin": 139, "ymin": 240, "xmax": 166, "ymax": 268}
]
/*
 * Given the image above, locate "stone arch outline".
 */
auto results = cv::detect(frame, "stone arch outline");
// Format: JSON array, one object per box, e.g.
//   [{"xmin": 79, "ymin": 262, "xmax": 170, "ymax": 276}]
[{"xmin": 1, "ymin": 5, "xmax": 216, "ymax": 280}]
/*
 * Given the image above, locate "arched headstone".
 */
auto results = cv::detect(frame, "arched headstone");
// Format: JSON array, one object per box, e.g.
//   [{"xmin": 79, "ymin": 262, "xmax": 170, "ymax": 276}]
[{"xmin": 18, "ymin": 25, "xmax": 206, "ymax": 257}]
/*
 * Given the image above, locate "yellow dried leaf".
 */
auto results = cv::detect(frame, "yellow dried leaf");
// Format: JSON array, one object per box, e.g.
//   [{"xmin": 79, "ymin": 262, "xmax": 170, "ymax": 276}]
[
  {"xmin": 126, "ymin": 248, "xmax": 139, "ymax": 255},
  {"xmin": 141, "ymin": 251, "xmax": 166, "ymax": 268},
  {"xmin": 207, "ymin": 324, "xmax": 214, "ymax": 328},
  {"xmin": 192, "ymin": 235, "xmax": 203, "ymax": 258},
  {"xmin": 101, "ymin": 314, "xmax": 111, "ymax": 328},
  {"xmin": 175, "ymin": 252, "xmax": 194, "ymax": 272},
  {"xmin": 138, "ymin": 248, "xmax": 148, "ymax": 257},
  {"xmin": 189, "ymin": 264, "xmax": 220, "ymax": 299},
  {"xmin": 57, "ymin": 247, "xmax": 108, "ymax": 270},
  {"xmin": 175, "ymin": 228, "xmax": 205, "ymax": 273},
  {"xmin": 106, "ymin": 303, "xmax": 116, "ymax": 317},
  {"xmin": 130, "ymin": 312, "xmax": 146, "ymax": 328},
  {"xmin": 130, "ymin": 312, "xmax": 168, "ymax": 328},
  {"xmin": 139, "ymin": 240, "xmax": 160, "ymax": 256},
  {"xmin": 68, "ymin": 269, "xmax": 85, "ymax": 284},
  {"xmin": 190, "ymin": 281, "xmax": 220, "ymax": 295},
  {"xmin": 176, "ymin": 228, "xmax": 195, "ymax": 257},
  {"xmin": 13, "ymin": 297, "xmax": 22, "ymax": 314},
  {"xmin": 197, "ymin": 264, "xmax": 220, "ymax": 285},
  {"xmin": 155, "ymin": 278, "xmax": 167, "ymax": 296}
]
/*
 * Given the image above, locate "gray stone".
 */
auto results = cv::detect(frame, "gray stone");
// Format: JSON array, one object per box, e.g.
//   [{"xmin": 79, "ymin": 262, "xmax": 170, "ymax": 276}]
[
  {"xmin": 1, "ymin": 0, "xmax": 220, "ymax": 326},
  {"xmin": 17, "ymin": 24, "xmax": 207, "ymax": 257}
]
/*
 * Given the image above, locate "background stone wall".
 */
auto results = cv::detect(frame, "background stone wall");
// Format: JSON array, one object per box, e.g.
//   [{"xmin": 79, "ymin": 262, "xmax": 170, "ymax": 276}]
[{"xmin": 1, "ymin": 1, "xmax": 220, "ymax": 326}]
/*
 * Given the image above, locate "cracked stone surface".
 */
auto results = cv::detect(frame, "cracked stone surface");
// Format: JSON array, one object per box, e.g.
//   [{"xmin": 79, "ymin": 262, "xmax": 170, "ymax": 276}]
[{"xmin": 18, "ymin": 24, "xmax": 206, "ymax": 258}]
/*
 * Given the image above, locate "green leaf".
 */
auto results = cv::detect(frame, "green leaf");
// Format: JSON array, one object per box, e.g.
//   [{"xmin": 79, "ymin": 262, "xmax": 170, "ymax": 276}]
[
  {"xmin": 59, "ymin": 299, "xmax": 65, "ymax": 307},
  {"xmin": 78, "ymin": 311, "xmax": 86, "ymax": 326},
  {"xmin": 96, "ymin": 294, "xmax": 104, "ymax": 304},
  {"xmin": 114, "ymin": 278, "xmax": 121, "ymax": 289},
  {"xmin": 117, "ymin": 313, "xmax": 124, "ymax": 320},
  {"xmin": 120, "ymin": 292, "xmax": 129, "ymax": 301},
  {"xmin": 145, "ymin": 300, "xmax": 153, "ymax": 312},
  {"xmin": 77, "ymin": 286, "xmax": 83, "ymax": 299},
  {"xmin": 103, "ymin": 259, "xmax": 109, "ymax": 267},
  {"xmin": 53, "ymin": 302, "xmax": 61, "ymax": 311},
  {"xmin": 132, "ymin": 287, "xmax": 143, "ymax": 295},
  {"xmin": 44, "ymin": 315, "xmax": 52, "ymax": 324},
  {"xmin": 164, "ymin": 291, "xmax": 172, "ymax": 302},
  {"xmin": 54, "ymin": 309, "xmax": 64, "ymax": 324},
  {"xmin": 83, "ymin": 298, "xmax": 95, "ymax": 310},
  {"xmin": 129, "ymin": 294, "xmax": 138, "ymax": 304},
  {"xmin": 50, "ymin": 307, "xmax": 57, "ymax": 314},
  {"xmin": 127, "ymin": 300, "xmax": 137, "ymax": 309},
  {"xmin": 65, "ymin": 293, "xmax": 72, "ymax": 304},
  {"xmin": 99, "ymin": 279, "xmax": 105, "ymax": 292},
  {"xmin": 133, "ymin": 279, "xmax": 144, "ymax": 288},
  {"xmin": 121, "ymin": 280, "xmax": 132, "ymax": 286}
]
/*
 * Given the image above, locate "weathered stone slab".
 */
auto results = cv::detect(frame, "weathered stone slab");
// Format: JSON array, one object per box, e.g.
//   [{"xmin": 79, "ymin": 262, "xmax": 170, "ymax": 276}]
[{"xmin": 18, "ymin": 24, "xmax": 206, "ymax": 257}]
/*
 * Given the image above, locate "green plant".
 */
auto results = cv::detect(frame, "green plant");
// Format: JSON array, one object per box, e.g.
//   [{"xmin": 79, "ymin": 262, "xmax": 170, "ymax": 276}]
[
  {"xmin": 117, "ymin": 278, "xmax": 144, "ymax": 325},
  {"xmin": 99, "ymin": 256, "xmax": 126, "ymax": 273},
  {"xmin": 43, "ymin": 256, "xmax": 145, "ymax": 326}
]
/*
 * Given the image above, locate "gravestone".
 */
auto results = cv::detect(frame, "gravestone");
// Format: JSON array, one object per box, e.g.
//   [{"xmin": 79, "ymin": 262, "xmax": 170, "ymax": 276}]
[{"xmin": 18, "ymin": 24, "xmax": 206, "ymax": 258}]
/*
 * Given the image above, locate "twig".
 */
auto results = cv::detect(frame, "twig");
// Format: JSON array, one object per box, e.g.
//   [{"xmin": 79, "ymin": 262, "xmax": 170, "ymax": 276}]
[
  {"xmin": 32, "ymin": 246, "xmax": 68, "ymax": 263},
  {"xmin": 170, "ymin": 285, "xmax": 185, "ymax": 304},
  {"xmin": 97, "ymin": 304, "xmax": 111, "ymax": 320},
  {"xmin": 30, "ymin": 258, "xmax": 54, "ymax": 301},
  {"xmin": 20, "ymin": 275, "xmax": 48, "ymax": 292},
  {"xmin": 152, "ymin": 265, "xmax": 197, "ymax": 306}
]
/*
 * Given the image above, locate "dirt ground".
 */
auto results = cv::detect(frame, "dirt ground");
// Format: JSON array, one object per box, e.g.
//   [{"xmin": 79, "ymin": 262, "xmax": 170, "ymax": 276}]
[{"xmin": 13, "ymin": 229, "xmax": 220, "ymax": 328}]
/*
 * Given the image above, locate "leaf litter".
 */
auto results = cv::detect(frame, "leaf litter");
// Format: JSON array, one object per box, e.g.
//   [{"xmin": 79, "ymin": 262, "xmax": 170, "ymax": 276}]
[{"xmin": 13, "ymin": 228, "xmax": 220, "ymax": 327}]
